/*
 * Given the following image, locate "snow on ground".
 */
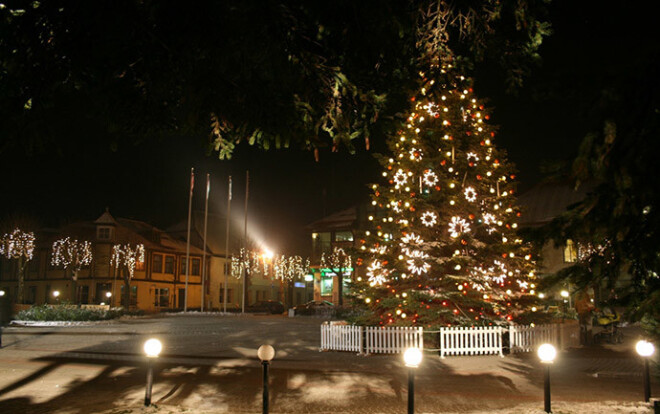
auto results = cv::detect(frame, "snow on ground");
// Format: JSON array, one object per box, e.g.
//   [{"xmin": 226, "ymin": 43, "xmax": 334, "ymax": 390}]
[{"xmin": 97, "ymin": 400, "xmax": 655, "ymax": 414}]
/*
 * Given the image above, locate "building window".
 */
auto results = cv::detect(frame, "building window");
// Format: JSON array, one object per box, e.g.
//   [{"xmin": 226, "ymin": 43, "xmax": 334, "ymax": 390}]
[
  {"xmin": 220, "ymin": 287, "xmax": 233, "ymax": 304},
  {"xmin": 155, "ymin": 288, "xmax": 169, "ymax": 307},
  {"xmin": 335, "ymin": 231, "xmax": 354, "ymax": 242},
  {"xmin": 152, "ymin": 254, "xmax": 163, "ymax": 273},
  {"xmin": 97, "ymin": 226, "xmax": 113, "ymax": 241},
  {"xmin": 180, "ymin": 258, "xmax": 187, "ymax": 275},
  {"xmin": 121, "ymin": 285, "xmax": 138, "ymax": 306},
  {"xmin": 320, "ymin": 274, "xmax": 333, "ymax": 296},
  {"xmin": 79, "ymin": 285, "xmax": 90, "ymax": 304},
  {"xmin": 191, "ymin": 258, "xmax": 201, "ymax": 276},
  {"xmin": 96, "ymin": 283, "xmax": 112, "ymax": 303},
  {"xmin": 164, "ymin": 256, "xmax": 174, "ymax": 274},
  {"xmin": 564, "ymin": 239, "xmax": 578, "ymax": 263},
  {"xmin": 224, "ymin": 262, "xmax": 230, "ymax": 275}
]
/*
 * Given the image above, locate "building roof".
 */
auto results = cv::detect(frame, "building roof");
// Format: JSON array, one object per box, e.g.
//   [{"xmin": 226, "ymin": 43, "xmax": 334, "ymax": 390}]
[
  {"xmin": 93, "ymin": 208, "xmax": 117, "ymax": 226},
  {"xmin": 305, "ymin": 206, "xmax": 358, "ymax": 232},
  {"xmin": 517, "ymin": 180, "xmax": 593, "ymax": 227}
]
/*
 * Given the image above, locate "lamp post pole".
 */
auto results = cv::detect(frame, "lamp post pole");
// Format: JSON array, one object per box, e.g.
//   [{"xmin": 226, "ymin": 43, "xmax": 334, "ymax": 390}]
[
  {"xmin": 544, "ymin": 363, "xmax": 551, "ymax": 413},
  {"xmin": 143, "ymin": 338, "xmax": 162, "ymax": 407},
  {"xmin": 262, "ymin": 360, "xmax": 270, "ymax": 414},
  {"xmin": 538, "ymin": 343, "xmax": 557, "ymax": 414},
  {"xmin": 643, "ymin": 357, "xmax": 651, "ymax": 402},
  {"xmin": 408, "ymin": 366, "xmax": 415, "ymax": 414},
  {"xmin": 636, "ymin": 340, "xmax": 655, "ymax": 402},
  {"xmin": 403, "ymin": 347, "xmax": 422, "ymax": 414},
  {"xmin": 145, "ymin": 357, "xmax": 154, "ymax": 407},
  {"xmin": 257, "ymin": 344, "xmax": 275, "ymax": 414}
]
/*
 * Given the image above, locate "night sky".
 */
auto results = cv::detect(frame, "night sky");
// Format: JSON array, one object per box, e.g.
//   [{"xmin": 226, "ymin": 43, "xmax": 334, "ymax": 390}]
[{"xmin": 0, "ymin": 1, "xmax": 655, "ymax": 256}]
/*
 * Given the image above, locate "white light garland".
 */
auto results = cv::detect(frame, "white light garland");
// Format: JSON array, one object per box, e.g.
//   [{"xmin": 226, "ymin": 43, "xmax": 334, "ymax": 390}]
[
  {"xmin": 448, "ymin": 216, "xmax": 471, "ymax": 238},
  {"xmin": 367, "ymin": 260, "xmax": 389, "ymax": 286},
  {"xmin": 420, "ymin": 211, "xmax": 437, "ymax": 227},
  {"xmin": 464, "ymin": 186, "xmax": 477, "ymax": 202},
  {"xmin": 423, "ymin": 170, "xmax": 439, "ymax": 187},
  {"xmin": 110, "ymin": 243, "xmax": 145, "ymax": 279},
  {"xmin": 407, "ymin": 249, "xmax": 430, "ymax": 275},
  {"xmin": 393, "ymin": 170, "xmax": 408, "ymax": 187},
  {"xmin": 51, "ymin": 237, "xmax": 93, "ymax": 275},
  {"xmin": 0, "ymin": 228, "xmax": 35, "ymax": 260},
  {"xmin": 467, "ymin": 152, "xmax": 480, "ymax": 162},
  {"xmin": 409, "ymin": 148, "xmax": 423, "ymax": 162}
]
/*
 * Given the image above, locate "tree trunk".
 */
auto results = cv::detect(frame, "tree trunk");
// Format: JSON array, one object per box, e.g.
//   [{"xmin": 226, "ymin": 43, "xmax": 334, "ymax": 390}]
[
  {"xmin": 122, "ymin": 270, "xmax": 131, "ymax": 309},
  {"xmin": 17, "ymin": 257, "xmax": 25, "ymax": 304},
  {"xmin": 337, "ymin": 268, "xmax": 343, "ymax": 307},
  {"xmin": 72, "ymin": 270, "xmax": 79, "ymax": 307}
]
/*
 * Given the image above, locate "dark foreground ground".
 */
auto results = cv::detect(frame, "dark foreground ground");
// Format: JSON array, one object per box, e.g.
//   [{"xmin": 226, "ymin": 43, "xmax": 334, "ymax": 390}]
[{"xmin": 0, "ymin": 314, "xmax": 657, "ymax": 413}]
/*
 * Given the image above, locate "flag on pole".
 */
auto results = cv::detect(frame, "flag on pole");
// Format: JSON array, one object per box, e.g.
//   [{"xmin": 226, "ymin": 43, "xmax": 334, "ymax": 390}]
[
  {"xmin": 206, "ymin": 173, "xmax": 210, "ymax": 197},
  {"xmin": 190, "ymin": 168, "xmax": 195, "ymax": 196},
  {"xmin": 228, "ymin": 176, "xmax": 232, "ymax": 201}
]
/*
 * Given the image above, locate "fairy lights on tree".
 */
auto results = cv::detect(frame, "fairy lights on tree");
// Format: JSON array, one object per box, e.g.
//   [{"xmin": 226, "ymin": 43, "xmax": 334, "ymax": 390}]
[
  {"xmin": 51, "ymin": 237, "xmax": 93, "ymax": 305},
  {"xmin": 321, "ymin": 247, "xmax": 352, "ymax": 306},
  {"xmin": 353, "ymin": 55, "xmax": 541, "ymax": 327},
  {"xmin": 110, "ymin": 243, "xmax": 145, "ymax": 308},
  {"xmin": 0, "ymin": 228, "xmax": 35, "ymax": 304}
]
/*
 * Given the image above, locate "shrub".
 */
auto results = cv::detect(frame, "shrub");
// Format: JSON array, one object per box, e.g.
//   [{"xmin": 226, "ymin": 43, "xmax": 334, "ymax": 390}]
[{"xmin": 16, "ymin": 303, "xmax": 126, "ymax": 321}]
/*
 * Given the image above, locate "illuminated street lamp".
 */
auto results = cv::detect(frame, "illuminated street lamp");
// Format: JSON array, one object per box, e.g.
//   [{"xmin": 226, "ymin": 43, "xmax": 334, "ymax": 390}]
[
  {"xmin": 143, "ymin": 338, "xmax": 162, "ymax": 406},
  {"xmin": 403, "ymin": 347, "xmax": 423, "ymax": 414},
  {"xmin": 538, "ymin": 343, "xmax": 557, "ymax": 413},
  {"xmin": 0, "ymin": 290, "xmax": 5, "ymax": 297},
  {"xmin": 635, "ymin": 340, "xmax": 655, "ymax": 402},
  {"xmin": 258, "ymin": 345, "xmax": 275, "ymax": 414}
]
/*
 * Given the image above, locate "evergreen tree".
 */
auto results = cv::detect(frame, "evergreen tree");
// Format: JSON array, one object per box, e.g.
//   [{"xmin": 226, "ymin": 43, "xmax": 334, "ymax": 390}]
[{"xmin": 352, "ymin": 58, "xmax": 542, "ymax": 327}]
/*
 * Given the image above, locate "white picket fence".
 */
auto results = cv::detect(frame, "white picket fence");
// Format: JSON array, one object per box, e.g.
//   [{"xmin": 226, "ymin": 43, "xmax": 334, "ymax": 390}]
[
  {"xmin": 320, "ymin": 322, "xmax": 580, "ymax": 357},
  {"xmin": 438, "ymin": 326, "xmax": 504, "ymax": 358},
  {"xmin": 320, "ymin": 323, "xmax": 363, "ymax": 352},
  {"xmin": 509, "ymin": 324, "xmax": 557, "ymax": 353},
  {"xmin": 320, "ymin": 323, "xmax": 423, "ymax": 354},
  {"xmin": 364, "ymin": 326, "xmax": 424, "ymax": 354}
]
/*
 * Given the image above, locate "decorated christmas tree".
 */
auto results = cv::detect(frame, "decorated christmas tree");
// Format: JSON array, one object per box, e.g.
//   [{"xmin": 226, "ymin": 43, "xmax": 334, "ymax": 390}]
[{"xmin": 352, "ymin": 57, "xmax": 542, "ymax": 327}]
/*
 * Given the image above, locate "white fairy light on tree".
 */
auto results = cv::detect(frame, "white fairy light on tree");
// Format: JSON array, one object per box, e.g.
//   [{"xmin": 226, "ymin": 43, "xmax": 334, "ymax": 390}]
[
  {"xmin": 448, "ymin": 216, "xmax": 470, "ymax": 238},
  {"xmin": 420, "ymin": 211, "xmax": 438, "ymax": 227},
  {"xmin": 110, "ymin": 243, "xmax": 145, "ymax": 308},
  {"xmin": 321, "ymin": 247, "xmax": 352, "ymax": 306},
  {"xmin": 0, "ymin": 228, "xmax": 35, "ymax": 304},
  {"xmin": 51, "ymin": 237, "xmax": 93, "ymax": 305}
]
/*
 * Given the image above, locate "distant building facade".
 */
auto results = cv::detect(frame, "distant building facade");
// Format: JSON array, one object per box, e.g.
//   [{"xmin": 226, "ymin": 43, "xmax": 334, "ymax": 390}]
[{"xmin": 0, "ymin": 209, "xmax": 307, "ymax": 312}]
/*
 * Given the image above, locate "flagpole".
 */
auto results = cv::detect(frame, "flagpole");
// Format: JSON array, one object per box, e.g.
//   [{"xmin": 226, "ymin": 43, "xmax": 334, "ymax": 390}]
[
  {"xmin": 242, "ymin": 170, "xmax": 249, "ymax": 314},
  {"xmin": 224, "ymin": 176, "xmax": 232, "ymax": 313},
  {"xmin": 184, "ymin": 167, "xmax": 194, "ymax": 312},
  {"xmin": 200, "ymin": 173, "xmax": 210, "ymax": 312}
]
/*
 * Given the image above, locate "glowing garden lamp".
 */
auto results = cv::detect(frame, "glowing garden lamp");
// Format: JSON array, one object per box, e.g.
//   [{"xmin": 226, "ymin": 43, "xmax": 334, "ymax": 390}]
[
  {"xmin": 635, "ymin": 340, "xmax": 655, "ymax": 402},
  {"xmin": 143, "ymin": 338, "xmax": 162, "ymax": 406},
  {"xmin": 560, "ymin": 290, "xmax": 569, "ymax": 299},
  {"xmin": 538, "ymin": 343, "xmax": 556, "ymax": 413},
  {"xmin": 403, "ymin": 347, "xmax": 423, "ymax": 414},
  {"xmin": 258, "ymin": 345, "xmax": 275, "ymax": 414},
  {"xmin": 0, "ymin": 290, "xmax": 5, "ymax": 297},
  {"xmin": 0, "ymin": 290, "xmax": 4, "ymax": 347},
  {"xmin": 52, "ymin": 290, "xmax": 60, "ymax": 298}
]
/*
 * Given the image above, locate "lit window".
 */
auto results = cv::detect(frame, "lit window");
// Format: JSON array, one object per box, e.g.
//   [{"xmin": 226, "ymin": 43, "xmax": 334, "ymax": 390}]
[
  {"xmin": 564, "ymin": 239, "xmax": 578, "ymax": 263},
  {"xmin": 335, "ymin": 231, "xmax": 354, "ymax": 242},
  {"xmin": 152, "ymin": 254, "xmax": 163, "ymax": 273},
  {"xmin": 97, "ymin": 226, "xmax": 113, "ymax": 241},
  {"xmin": 191, "ymin": 258, "xmax": 201, "ymax": 275},
  {"xmin": 164, "ymin": 256, "xmax": 174, "ymax": 274}
]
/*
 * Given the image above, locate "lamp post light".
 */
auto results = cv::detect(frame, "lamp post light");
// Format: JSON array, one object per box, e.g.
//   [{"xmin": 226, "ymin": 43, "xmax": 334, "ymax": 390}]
[
  {"xmin": 403, "ymin": 347, "xmax": 423, "ymax": 414},
  {"xmin": 538, "ymin": 343, "xmax": 557, "ymax": 413},
  {"xmin": 143, "ymin": 338, "xmax": 162, "ymax": 407},
  {"xmin": 636, "ymin": 340, "xmax": 655, "ymax": 402},
  {"xmin": 258, "ymin": 344, "xmax": 275, "ymax": 414}
]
